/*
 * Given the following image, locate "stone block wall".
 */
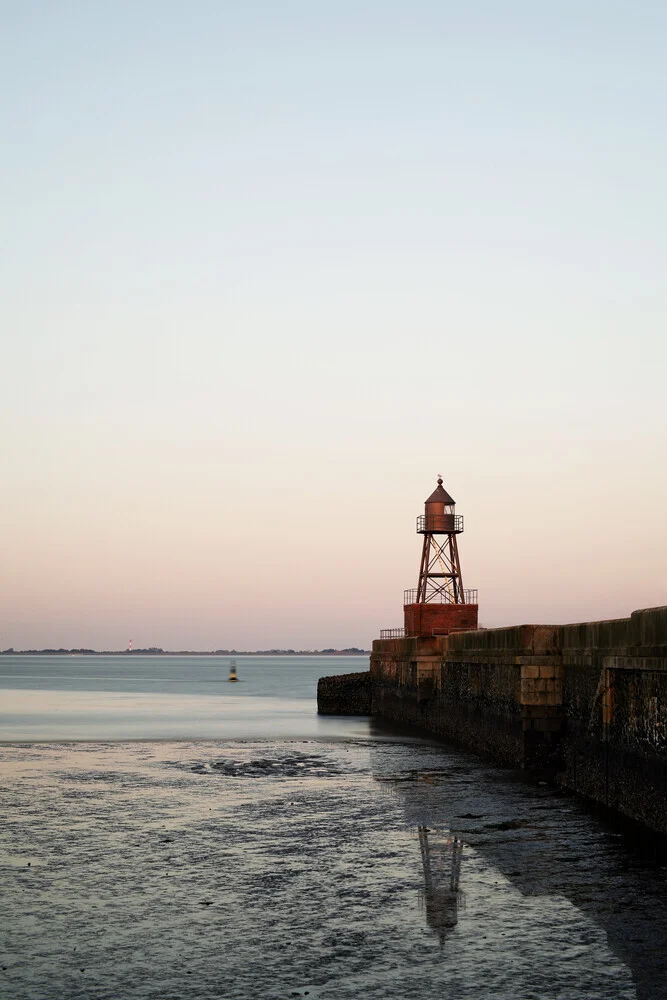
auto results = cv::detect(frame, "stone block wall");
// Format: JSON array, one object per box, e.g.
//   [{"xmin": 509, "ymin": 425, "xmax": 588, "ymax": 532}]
[
  {"xmin": 559, "ymin": 606, "xmax": 667, "ymax": 832},
  {"xmin": 319, "ymin": 606, "xmax": 667, "ymax": 832}
]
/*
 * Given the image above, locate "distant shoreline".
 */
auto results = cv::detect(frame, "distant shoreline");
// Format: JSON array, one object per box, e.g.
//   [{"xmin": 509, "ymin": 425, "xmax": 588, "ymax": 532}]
[{"xmin": 1, "ymin": 648, "xmax": 370, "ymax": 657}]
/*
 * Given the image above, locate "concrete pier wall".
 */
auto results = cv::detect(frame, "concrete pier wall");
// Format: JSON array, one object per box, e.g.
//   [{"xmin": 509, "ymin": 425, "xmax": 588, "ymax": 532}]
[
  {"xmin": 317, "ymin": 606, "xmax": 667, "ymax": 834},
  {"xmin": 560, "ymin": 606, "xmax": 667, "ymax": 833},
  {"xmin": 371, "ymin": 624, "xmax": 563, "ymax": 769}
]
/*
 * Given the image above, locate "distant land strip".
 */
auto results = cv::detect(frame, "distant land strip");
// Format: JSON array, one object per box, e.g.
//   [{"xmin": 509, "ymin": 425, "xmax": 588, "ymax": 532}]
[{"xmin": 1, "ymin": 647, "xmax": 370, "ymax": 656}]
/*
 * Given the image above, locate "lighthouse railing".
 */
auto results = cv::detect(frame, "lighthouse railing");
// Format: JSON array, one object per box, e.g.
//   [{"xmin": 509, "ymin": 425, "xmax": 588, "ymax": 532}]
[
  {"xmin": 416, "ymin": 514, "xmax": 464, "ymax": 534},
  {"xmin": 404, "ymin": 588, "xmax": 478, "ymax": 606}
]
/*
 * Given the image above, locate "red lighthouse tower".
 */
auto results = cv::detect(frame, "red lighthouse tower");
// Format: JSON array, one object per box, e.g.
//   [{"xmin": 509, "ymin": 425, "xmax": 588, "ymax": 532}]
[{"xmin": 403, "ymin": 477, "xmax": 479, "ymax": 637}]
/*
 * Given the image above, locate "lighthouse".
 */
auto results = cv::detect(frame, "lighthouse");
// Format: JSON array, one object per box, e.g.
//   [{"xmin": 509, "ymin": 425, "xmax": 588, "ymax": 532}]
[{"xmin": 402, "ymin": 477, "xmax": 479, "ymax": 637}]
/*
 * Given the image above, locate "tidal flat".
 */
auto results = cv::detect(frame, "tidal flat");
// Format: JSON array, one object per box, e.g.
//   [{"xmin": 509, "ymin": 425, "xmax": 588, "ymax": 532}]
[{"xmin": 2, "ymin": 737, "xmax": 667, "ymax": 1000}]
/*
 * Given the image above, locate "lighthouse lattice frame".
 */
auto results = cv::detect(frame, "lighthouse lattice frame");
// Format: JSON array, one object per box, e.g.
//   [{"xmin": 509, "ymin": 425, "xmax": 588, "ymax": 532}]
[{"xmin": 404, "ymin": 476, "xmax": 476, "ymax": 607}]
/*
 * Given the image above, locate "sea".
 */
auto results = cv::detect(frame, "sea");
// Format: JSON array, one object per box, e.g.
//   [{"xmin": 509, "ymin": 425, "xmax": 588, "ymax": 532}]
[{"xmin": 1, "ymin": 654, "xmax": 666, "ymax": 1000}]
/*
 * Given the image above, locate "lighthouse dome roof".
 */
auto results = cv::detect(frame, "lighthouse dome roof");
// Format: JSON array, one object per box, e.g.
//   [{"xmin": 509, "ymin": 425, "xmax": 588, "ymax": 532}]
[{"xmin": 425, "ymin": 477, "xmax": 455, "ymax": 505}]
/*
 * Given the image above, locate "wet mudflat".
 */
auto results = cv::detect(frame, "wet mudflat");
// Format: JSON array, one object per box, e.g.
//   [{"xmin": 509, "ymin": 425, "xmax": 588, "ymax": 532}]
[{"xmin": 1, "ymin": 738, "xmax": 666, "ymax": 1000}]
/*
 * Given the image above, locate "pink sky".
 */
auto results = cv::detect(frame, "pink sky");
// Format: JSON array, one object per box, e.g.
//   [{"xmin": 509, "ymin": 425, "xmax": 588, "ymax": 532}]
[{"xmin": 2, "ymin": 4, "xmax": 666, "ymax": 648}]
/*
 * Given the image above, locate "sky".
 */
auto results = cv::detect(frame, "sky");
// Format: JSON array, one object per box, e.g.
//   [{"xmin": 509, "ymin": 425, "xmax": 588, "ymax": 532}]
[{"xmin": 2, "ymin": 1, "xmax": 667, "ymax": 650}]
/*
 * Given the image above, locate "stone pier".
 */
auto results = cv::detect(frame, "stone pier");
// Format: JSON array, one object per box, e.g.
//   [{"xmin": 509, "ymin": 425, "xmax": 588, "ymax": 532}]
[{"xmin": 318, "ymin": 606, "xmax": 667, "ymax": 834}]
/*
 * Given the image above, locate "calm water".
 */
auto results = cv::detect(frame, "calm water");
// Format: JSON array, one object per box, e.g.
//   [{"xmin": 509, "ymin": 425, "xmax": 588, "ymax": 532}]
[
  {"xmin": 1, "ymin": 656, "xmax": 667, "ymax": 1000},
  {"xmin": 0, "ymin": 654, "xmax": 370, "ymax": 741}
]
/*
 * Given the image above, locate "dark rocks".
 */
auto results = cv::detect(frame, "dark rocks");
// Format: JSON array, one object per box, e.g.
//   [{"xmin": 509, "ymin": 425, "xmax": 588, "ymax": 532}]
[{"xmin": 317, "ymin": 672, "xmax": 371, "ymax": 715}]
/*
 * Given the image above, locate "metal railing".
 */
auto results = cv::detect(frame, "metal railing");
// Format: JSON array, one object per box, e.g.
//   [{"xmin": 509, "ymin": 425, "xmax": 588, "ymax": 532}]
[
  {"xmin": 404, "ymin": 588, "xmax": 478, "ymax": 606},
  {"xmin": 380, "ymin": 623, "xmax": 480, "ymax": 639},
  {"xmin": 416, "ymin": 514, "xmax": 464, "ymax": 534},
  {"xmin": 379, "ymin": 628, "xmax": 406, "ymax": 639}
]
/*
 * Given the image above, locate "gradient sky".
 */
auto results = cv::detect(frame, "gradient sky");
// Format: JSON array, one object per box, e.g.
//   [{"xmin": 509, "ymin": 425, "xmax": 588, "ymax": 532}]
[{"xmin": 2, "ymin": 1, "xmax": 667, "ymax": 649}]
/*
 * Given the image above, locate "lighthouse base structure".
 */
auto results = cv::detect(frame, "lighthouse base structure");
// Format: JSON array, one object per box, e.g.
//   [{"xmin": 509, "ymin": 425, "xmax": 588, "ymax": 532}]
[{"xmin": 404, "ymin": 602, "xmax": 478, "ymax": 637}]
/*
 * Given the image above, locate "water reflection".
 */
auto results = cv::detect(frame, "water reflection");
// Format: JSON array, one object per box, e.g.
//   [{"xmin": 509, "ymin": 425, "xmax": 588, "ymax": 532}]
[
  {"xmin": 371, "ymin": 741, "xmax": 667, "ymax": 1000},
  {"xmin": 418, "ymin": 826, "xmax": 464, "ymax": 945}
]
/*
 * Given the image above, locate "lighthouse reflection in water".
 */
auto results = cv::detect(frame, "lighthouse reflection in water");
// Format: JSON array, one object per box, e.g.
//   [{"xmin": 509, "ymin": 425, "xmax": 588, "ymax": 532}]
[{"xmin": 418, "ymin": 826, "xmax": 464, "ymax": 945}]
